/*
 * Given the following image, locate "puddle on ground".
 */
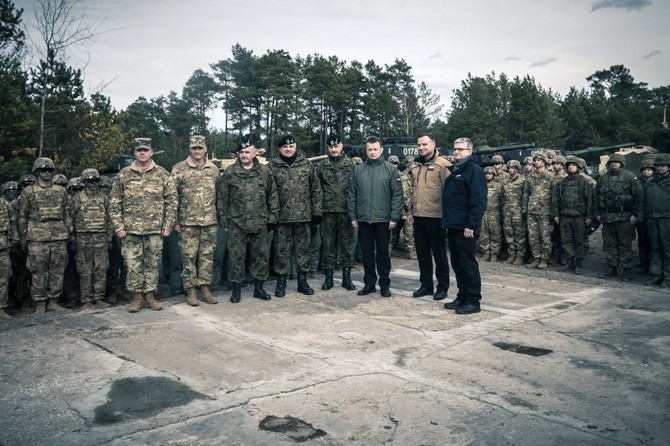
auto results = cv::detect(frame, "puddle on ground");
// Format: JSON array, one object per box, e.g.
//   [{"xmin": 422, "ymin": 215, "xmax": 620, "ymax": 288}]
[
  {"xmin": 259, "ymin": 415, "xmax": 327, "ymax": 442},
  {"xmin": 493, "ymin": 342, "xmax": 553, "ymax": 356}
]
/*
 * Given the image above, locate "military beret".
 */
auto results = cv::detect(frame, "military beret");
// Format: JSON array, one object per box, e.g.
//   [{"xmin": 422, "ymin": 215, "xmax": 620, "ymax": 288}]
[
  {"xmin": 277, "ymin": 134, "xmax": 296, "ymax": 148},
  {"xmin": 189, "ymin": 135, "xmax": 206, "ymax": 149},
  {"xmin": 237, "ymin": 134, "xmax": 254, "ymax": 152},
  {"xmin": 134, "ymin": 137, "xmax": 152, "ymax": 151},
  {"xmin": 326, "ymin": 133, "xmax": 341, "ymax": 146}
]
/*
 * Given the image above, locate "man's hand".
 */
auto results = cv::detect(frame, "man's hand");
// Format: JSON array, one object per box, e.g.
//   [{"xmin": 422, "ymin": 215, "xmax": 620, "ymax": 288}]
[
  {"xmin": 464, "ymin": 228, "xmax": 474, "ymax": 238},
  {"xmin": 351, "ymin": 220, "xmax": 358, "ymax": 229},
  {"xmin": 630, "ymin": 215, "xmax": 637, "ymax": 227},
  {"xmin": 116, "ymin": 228, "xmax": 127, "ymax": 239},
  {"xmin": 389, "ymin": 221, "xmax": 397, "ymax": 230},
  {"xmin": 406, "ymin": 215, "xmax": 414, "ymax": 224},
  {"xmin": 554, "ymin": 216, "xmax": 560, "ymax": 224},
  {"xmin": 174, "ymin": 224, "xmax": 181, "ymax": 233},
  {"xmin": 161, "ymin": 228, "xmax": 171, "ymax": 237}
]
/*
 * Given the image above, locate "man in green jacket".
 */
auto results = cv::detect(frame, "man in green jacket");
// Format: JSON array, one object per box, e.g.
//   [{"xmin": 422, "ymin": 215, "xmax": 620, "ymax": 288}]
[{"xmin": 348, "ymin": 136, "xmax": 403, "ymax": 297}]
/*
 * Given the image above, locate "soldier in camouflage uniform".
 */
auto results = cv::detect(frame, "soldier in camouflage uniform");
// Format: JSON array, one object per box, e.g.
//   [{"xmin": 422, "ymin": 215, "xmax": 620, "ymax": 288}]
[
  {"xmin": 63, "ymin": 176, "xmax": 84, "ymax": 308},
  {"xmin": 18, "ymin": 158, "xmax": 71, "ymax": 313},
  {"xmin": 52, "ymin": 174, "xmax": 68, "ymax": 188},
  {"xmin": 522, "ymin": 152, "xmax": 555, "ymax": 269},
  {"xmin": 10, "ymin": 175, "xmax": 35, "ymax": 309},
  {"xmin": 172, "ymin": 135, "xmax": 220, "ymax": 306},
  {"xmin": 479, "ymin": 167, "xmax": 503, "ymax": 261},
  {"xmin": 523, "ymin": 156, "xmax": 534, "ymax": 176},
  {"xmin": 552, "ymin": 157, "xmax": 594, "ymax": 274},
  {"xmin": 69, "ymin": 168, "xmax": 112, "ymax": 308},
  {"xmin": 110, "ymin": 138, "xmax": 178, "ymax": 313},
  {"xmin": 3, "ymin": 182, "xmax": 19, "ymax": 204},
  {"xmin": 549, "ymin": 155, "xmax": 568, "ymax": 264},
  {"xmin": 388, "ymin": 156, "xmax": 403, "ymax": 253},
  {"xmin": 636, "ymin": 158, "xmax": 655, "ymax": 275},
  {"xmin": 502, "ymin": 160, "xmax": 526, "ymax": 266},
  {"xmin": 491, "ymin": 155, "xmax": 509, "ymax": 183},
  {"xmin": 400, "ymin": 155, "xmax": 416, "ymax": 259},
  {"xmin": 100, "ymin": 175, "xmax": 127, "ymax": 304},
  {"xmin": 217, "ymin": 136, "xmax": 279, "ymax": 303},
  {"xmin": 317, "ymin": 133, "xmax": 356, "ymax": 291},
  {"xmin": 268, "ymin": 135, "xmax": 322, "ymax": 297},
  {"xmin": 595, "ymin": 153, "xmax": 640, "ymax": 282},
  {"xmin": 0, "ymin": 185, "xmax": 18, "ymax": 317}
]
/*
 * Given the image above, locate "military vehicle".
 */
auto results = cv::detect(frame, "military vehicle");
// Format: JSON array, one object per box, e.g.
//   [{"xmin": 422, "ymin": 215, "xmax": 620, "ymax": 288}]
[
  {"xmin": 344, "ymin": 137, "xmax": 420, "ymax": 163},
  {"xmin": 466, "ymin": 143, "xmax": 540, "ymax": 166},
  {"xmin": 567, "ymin": 143, "xmax": 657, "ymax": 178}
]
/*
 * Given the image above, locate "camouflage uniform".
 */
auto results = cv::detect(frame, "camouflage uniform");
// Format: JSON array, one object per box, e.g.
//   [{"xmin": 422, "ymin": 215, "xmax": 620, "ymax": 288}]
[
  {"xmin": 522, "ymin": 155, "xmax": 555, "ymax": 267},
  {"xmin": 479, "ymin": 167, "xmax": 503, "ymax": 260},
  {"xmin": 502, "ymin": 163, "xmax": 526, "ymax": 265},
  {"xmin": 172, "ymin": 142, "xmax": 220, "ymax": 300},
  {"xmin": 0, "ymin": 197, "xmax": 18, "ymax": 313},
  {"xmin": 491, "ymin": 155, "xmax": 509, "ymax": 183},
  {"xmin": 18, "ymin": 159, "xmax": 71, "ymax": 308},
  {"xmin": 69, "ymin": 169, "xmax": 112, "ymax": 305},
  {"xmin": 399, "ymin": 166, "xmax": 415, "ymax": 257},
  {"xmin": 595, "ymin": 154, "xmax": 640, "ymax": 279},
  {"xmin": 10, "ymin": 175, "xmax": 35, "ymax": 309}
]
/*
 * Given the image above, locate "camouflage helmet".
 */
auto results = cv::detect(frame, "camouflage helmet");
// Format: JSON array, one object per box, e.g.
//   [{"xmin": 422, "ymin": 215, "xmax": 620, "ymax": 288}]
[
  {"xmin": 544, "ymin": 149, "xmax": 556, "ymax": 159},
  {"xmin": 99, "ymin": 175, "xmax": 112, "ymax": 188},
  {"xmin": 533, "ymin": 152, "xmax": 549, "ymax": 164},
  {"xmin": 565, "ymin": 155, "xmax": 581, "ymax": 170},
  {"xmin": 640, "ymin": 158, "xmax": 656, "ymax": 171},
  {"xmin": 491, "ymin": 154, "xmax": 505, "ymax": 164},
  {"xmin": 607, "ymin": 153, "xmax": 626, "ymax": 167},
  {"xmin": 18, "ymin": 174, "xmax": 36, "ymax": 187},
  {"xmin": 507, "ymin": 160, "xmax": 521, "ymax": 169},
  {"xmin": 576, "ymin": 157, "xmax": 588, "ymax": 171},
  {"xmin": 32, "ymin": 157, "xmax": 55, "ymax": 173},
  {"xmin": 553, "ymin": 155, "xmax": 566, "ymax": 165},
  {"xmin": 654, "ymin": 153, "xmax": 670, "ymax": 166},
  {"xmin": 523, "ymin": 156, "xmax": 534, "ymax": 165},
  {"xmin": 388, "ymin": 155, "xmax": 400, "ymax": 164},
  {"xmin": 52, "ymin": 174, "xmax": 68, "ymax": 186},
  {"xmin": 483, "ymin": 166, "xmax": 496, "ymax": 175},
  {"xmin": 351, "ymin": 156, "xmax": 363, "ymax": 164},
  {"xmin": 67, "ymin": 177, "xmax": 84, "ymax": 190},
  {"xmin": 81, "ymin": 168, "xmax": 100, "ymax": 182},
  {"xmin": 405, "ymin": 155, "xmax": 415, "ymax": 165},
  {"xmin": 2, "ymin": 181, "xmax": 18, "ymax": 193}
]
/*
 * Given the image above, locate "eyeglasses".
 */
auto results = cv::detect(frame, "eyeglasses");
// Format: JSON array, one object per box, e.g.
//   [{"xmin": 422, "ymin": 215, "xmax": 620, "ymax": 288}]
[
  {"xmin": 84, "ymin": 178, "xmax": 100, "ymax": 183},
  {"xmin": 453, "ymin": 148, "xmax": 470, "ymax": 152},
  {"xmin": 39, "ymin": 167, "xmax": 55, "ymax": 173}
]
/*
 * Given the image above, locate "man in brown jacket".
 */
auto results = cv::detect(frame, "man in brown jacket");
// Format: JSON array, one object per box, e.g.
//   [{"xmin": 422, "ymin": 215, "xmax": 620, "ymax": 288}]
[{"xmin": 407, "ymin": 133, "xmax": 451, "ymax": 300}]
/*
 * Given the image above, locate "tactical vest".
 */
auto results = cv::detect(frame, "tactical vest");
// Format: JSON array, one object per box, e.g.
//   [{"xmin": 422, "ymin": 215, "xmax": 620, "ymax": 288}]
[
  {"xmin": 75, "ymin": 192, "xmax": 107, "ymax": 232},
  {"xmin": 29, "ymin": 185, "xmax": 65, "ymax": 221}
]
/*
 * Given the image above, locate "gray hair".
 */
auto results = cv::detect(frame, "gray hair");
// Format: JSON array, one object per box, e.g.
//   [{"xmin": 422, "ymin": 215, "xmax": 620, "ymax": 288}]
[{"xmin": 453, "ymin": 137, "xmax": 473, "ymax": 150}]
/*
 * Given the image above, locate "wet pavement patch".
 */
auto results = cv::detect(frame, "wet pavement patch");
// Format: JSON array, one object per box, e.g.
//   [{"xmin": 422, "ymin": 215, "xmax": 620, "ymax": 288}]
[
  {"xmin": 94, "ymin": 376, "xmax": 207, "ymax": 425},
  {"xmin": 493, "ymin": 342, "xmax": 553, "ymax": 357},
  {"xmin": 618, "ymin": 305, "xmax": 660, "ymax": 313},
  {"xmin": 259, "ymin": 415, "xmax": 327, "ymax": 442}
]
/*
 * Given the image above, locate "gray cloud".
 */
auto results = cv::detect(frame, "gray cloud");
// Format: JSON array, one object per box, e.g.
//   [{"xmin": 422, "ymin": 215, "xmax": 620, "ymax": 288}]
[
  {"xmin": 428, "ymin": 52, "xmax": 442, "ymax": 59},
  {"xmin": 529, "ymin": 57, "xmax": 557, "ymax": 68},
  {"xmin": 504, "ymin": 56, "xmax": 521, "ymax": 62},
  {"xmin": 642, "ymin": 49, "xmax": 662, "ymax": 59},
  {"xmin": 591, "ymin": 0, "xmax": 651, "ymax": 12}
]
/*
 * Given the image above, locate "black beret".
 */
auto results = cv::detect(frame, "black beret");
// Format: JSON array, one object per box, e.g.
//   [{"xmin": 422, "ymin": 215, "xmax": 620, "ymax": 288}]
[
  {"xmin": 276, "ymin": 134, "xmax": 296, "ymax": 148},
  {"xmin": 237, "ymin": 134, "xmax": 254, "ymax": 152},
  {"xmin": 326, "ymin": 133, "xmax": 341, "ymax": 146}
]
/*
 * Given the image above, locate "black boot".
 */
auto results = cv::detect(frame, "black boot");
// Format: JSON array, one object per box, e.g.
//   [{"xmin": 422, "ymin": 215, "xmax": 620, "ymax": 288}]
[
  {"xmin": 297, "ymin": 272, "xmax": 314, "ymax": 295},
  {"xmin": 253, "ymin": 280, "xmax": 271, "ymax": 300},
  {"xmin": 275, "ymin": 275, "xmax": 287, "ymax": 297},
  {"xmin": 321, "ymin": 269, "xmax": 334, "ymax": 290},
  {"xmin": 574, "ymin": 259, "xmax": 583, "ymax": 275},
  {"xmin": 560, "ymin": 257, "xmax": 575, "ymax": 272},
  {"xmin": 230, "ymin": 282, "xmax": 241, "ymax": 303},
  {"xmin": 622, "ymin": 268, "xmax": 632, "ymax": 282},
  {"xmin": 599, "ymin": 266, "xmax": 617, "ymax": 279},
  {"xmin": 341, "ymin": 268, "xmax": 356, "ymax": 290}
]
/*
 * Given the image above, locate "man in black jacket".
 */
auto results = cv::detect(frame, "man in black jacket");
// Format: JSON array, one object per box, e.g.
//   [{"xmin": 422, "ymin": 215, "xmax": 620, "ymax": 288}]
[{"xmin": 441, "ymin": 137, "xmax": 487, "ymax": 314}]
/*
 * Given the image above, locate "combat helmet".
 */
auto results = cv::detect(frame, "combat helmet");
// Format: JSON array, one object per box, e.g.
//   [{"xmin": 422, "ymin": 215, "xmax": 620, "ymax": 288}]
[
  {"xmin": 507, "ymin": 160, "xmax": 521, "ymax": 169},
  {"xmin": 483, "ymin": 166, "xmax": 496, "ymax": 175},
  {"xmin": 533, "ymin": 152, "xmax": 549, "ymax": 164},
  {"xmin": 405, "ymin": 155, "xmax": 415, "ymax": 166},
  {"xmin": 32, "ymin": 157, "xmax": 55, "ymax": 173},
  {"xmin": 99, "ymin": 175, "xmax": 112, "ymax": 189},
  {"xmin": 81, "ymin": 168, "xmax": 101, "ymax": 182},
  {"xmin": 67, "ymin": 177, "xmax": 84, "ymax": 191},
  {"xmin": 654, "ymin": 153, "xmax": 670, "ymax": 167},
  {"xmin": 640, "ymin": 158, "xmax": 656, "ymax": 171},
  {"xmin": 2, "ymin": 181, "xmax": 18, "ymax": 194},
  {"xmin": 576, "ymin": 157, "xmax": 588, "ymax": 171},
  {"xmin": 388, "ymin": 155, "xmax": 400, "ymax": 165},
  {"xmin": 565, "ymin": 155, "xmax": 581, "ymax": 170},
  {"xmin": 18, "ymin": 174, "xmax": 36, "ymax": 188},
  {"xmin": 491, "ymin": 154, "xmax": 505, "ymax": 164},
  {"xmin": 52, "ymin": 174, "xmax": 68, "ymax": 187},
  {"xmin": 607, "ymin": 153, "xmax": 626, "ymax": 167},
  {"xmin": 523, "ymin": 156, "xmax": 534, "ymax": 165},
  {"xmin": 553, "ymin": 155, "xmax": 566, "ymax": 165}
]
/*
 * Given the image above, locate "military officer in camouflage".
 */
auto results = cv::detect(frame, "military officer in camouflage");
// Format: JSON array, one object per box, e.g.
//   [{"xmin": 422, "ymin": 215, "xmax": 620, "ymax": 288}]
[
  {"xmin": 217, "ymin": 136, "xmax": 279, "ymax": 303},
  {"xmin": 69, "ymin": 168, "xmax": 113, "ymax": 308},
  {"xmin": 595, "ymin": 153, "xmax": 640, "ymax": 282},
  {"xmin": 0, "ymin": 185, "xmax": 18, "ymax": 317},
  {"xmin": 502, "ymin": 160, "xmax": 526, "ymax": 266},
  {"xmin": 10, "ymin": 175, "xmax": 35, "ymax": 309},
  {"xmin": 268, "ymin": 134, "xmax": 322, "ymax": 297},
  {"xmin": 110, "ymin": 138, "xmax": 178, "ymax": 312},
  {"xmin": 172, "ymin": 135, "xmax": 220, "ymax": 306},
  {"xmin": 479, "ymin": 167, "xmax": 503, "ymax": 261},
  {"xmin": 317, "ymin": 133, "xmax": 356, "ymax": 291},
  {"xmin": 522, "ymin": 152, "xmax": 555, "ymax": 269},
  {"xmin": 18, "ymin": 158, "xmax": 71, "ymax": 313},
  {"xmin": 491, "ymin": 155, "xmax": 509, "ymax": 183},
  {"xmin": 399, "ymin": 155, "xmax": 416, "ymax": 260}
]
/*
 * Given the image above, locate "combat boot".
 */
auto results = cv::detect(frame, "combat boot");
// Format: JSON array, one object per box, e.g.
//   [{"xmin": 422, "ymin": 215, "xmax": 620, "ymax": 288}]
[
  {"xmin": 561, "ymin": 257, "xmax": 575, "ymax": 272},
  {"xmin": 253, "ymin": 280, "xmax": 271, "ymax": 300},
  {"xmin": 505, "ymin": 255, "xmax": 516, "ymax": 264},
  {"xmin": 230, "ymin": 282, "xmax": 241, "ymax": 303},
  {"xmin": 484, "ymin": 254, "xmax": 491, "ymax": 262},
  {"xmin": 490, "ymin": 254, "xmax": 498, "ymax": 262},
  {"xmin": 186, "ymin": 288, "xmax": 199, "ymax": 306},
  {"xmin": 144, "ymin": 291, "xmax": 162, "ymax": 311},
  {"xmin": 0, "ymin": 308, "xmax": 11, "ymax": 318},
  {"xmin": 94, "ymin": 296, "xmax": 111, "ymax": 307},
  {"xmin": 275, "ymin": 275, "xmax": 287, "ymax": 297},
  {"xmin": 200, "ymin": 287, "xmax": 218, "ymax": 304},
  {"xmin": 526, "ymin": 258, "xmax": 540, "ymax": 269},
  {"xmin": 574, "ymin": 259, "xmax": 583, "ymax": 275},
  {"xmin": 407, "ymin": 248, "xmax": 417, "ymax": 260},
  {"xmin": 322, "ymin": 269, "xmax": 334, "ymax": 290},
  {"xmin": 342, "ymin": 268, "xmax": 356, "ymax": 290},
  {"xmin": 46, "ymin": 299, "xmax": 65, "ymax": 312},
  {"xmin": 297, "ymin": 272, "xmax": 314, "ymax": 295},
  {"xmin": 34, "ymin": 301, "xmax": 46, "ymax": 314},
  {"xmin": 105, "ymin": 293, "xmax": 117, "ymax": 305},
  {"xmin": 128, "ymin": 292, "xmax": 143, "ymax": 313},
  {"xmin": 537, "ymin": 260, "xmax": 548, "ymax": 269},
  {"xmin": 512, "ymin": 255, "xmax": 524, "ymax": 266},
  {"xmin": 622, "ymin": 268, "xmax": 632, "ymax": 283},
  {"xmin": 599, "ymin": 266, "xmax": 617, "ymax": 279}
]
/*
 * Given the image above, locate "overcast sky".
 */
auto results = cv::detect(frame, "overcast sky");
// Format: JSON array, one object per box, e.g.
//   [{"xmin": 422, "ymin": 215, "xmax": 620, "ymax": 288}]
[{"xmin": 19, "ymin": 0, "xmax": 669, "ymax": 128}]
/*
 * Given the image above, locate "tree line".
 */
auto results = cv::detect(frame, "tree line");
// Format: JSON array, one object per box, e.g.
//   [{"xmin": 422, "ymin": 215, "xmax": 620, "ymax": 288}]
[{"xmin": 0, "ymin": 0, "xmax": 668, "ymax": 182}]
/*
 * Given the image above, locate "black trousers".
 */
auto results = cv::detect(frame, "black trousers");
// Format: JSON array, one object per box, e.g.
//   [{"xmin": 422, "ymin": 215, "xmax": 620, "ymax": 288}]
[
  {"xmin": 413, "ymin": 217, "xmax": 450, "ymax": 292},
  {"xmin": 358, "ymin": 222, "xmax": 391, "ymax": 288},
  {"xmin": 447, "ymin": 229, "xmax": 482, "ymax": 305}
]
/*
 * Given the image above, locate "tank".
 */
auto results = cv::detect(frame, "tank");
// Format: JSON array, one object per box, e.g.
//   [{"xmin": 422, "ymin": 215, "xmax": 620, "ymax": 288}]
[
  {"xmin": 467, "ymin": 142, "xmax": 539, "ymax": 166},
  {"xmin": 567, "ymin": 143, "xmax": 657, "ymax": 177}
]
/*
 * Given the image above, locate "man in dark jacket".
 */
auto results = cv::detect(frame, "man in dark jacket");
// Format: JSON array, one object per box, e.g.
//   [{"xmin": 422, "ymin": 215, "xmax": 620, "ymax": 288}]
[
  {"xmin": 441, "ymin": 137, "xmax": 487, "ymax": 315},
  {"xmin": 348, "ymin": 136, "xmax": 403, "ymax": 297}
]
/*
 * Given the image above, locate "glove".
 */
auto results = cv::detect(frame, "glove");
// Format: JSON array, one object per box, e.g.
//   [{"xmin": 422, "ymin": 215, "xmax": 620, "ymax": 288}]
[
  {"xmin": 311, "ymin": 215, "xmax": 322, "ymax": 225},
  {"xmin": 266, "ymin": 223, "xmax": 276, "ymax": 232}
]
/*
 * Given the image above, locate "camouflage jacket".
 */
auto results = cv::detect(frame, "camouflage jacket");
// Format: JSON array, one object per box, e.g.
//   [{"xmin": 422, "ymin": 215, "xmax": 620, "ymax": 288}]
[
  {"xmin": 638, "ymin": 173, "xmax": 670, "ymax": 221},
  {"xmin": 317, "ymin": 154, "xmax": 355, "ymax": 214},
  {"xmin": 494, "ymin": 170, "xmax": 509, "ymax": 184},
  {"xmin": 217, "ymin": 158, "xmax": 279, "ymax": 233},
  {"xmin": 171, "ymin": 157, "xmax": 219, "ymax": 227},
  {"xmin": 484, "ymin": 181, "xmax": 503, "ymax": 219},
  {"xmin": 401, "ymin": 170, "xmax": 412, "ymax": 214},
  {"xmin": 268, "ymin": 152, "xmax": 322, "ymax": 223},
  {"xmin": 502, "ymin": 174, "xmax": 525, "ymax": 212},
  {"xmin": 69, "ymin": 189, "xmax": 113, "ymax": 239},
  {"xmin": 18, "ymin": 184, "xmax": 70, "ymax": 242},
  {"xmin": 551, "ymin": 173, "xmax": 594, "ymax": 218},
  {"xmin": 0, "ymin": 198, "xmax": 18, "ymax": 250},
  {"xmin": 595, "ymin": 168, "xmax": 640, "ymax": 223},
  {"xmin": 522, "ymin": 169, "xmax": 554, "ymax": 216},
  {"xmin": 109, "ymin": 160, "xmax": 178, "ymax": 235}
]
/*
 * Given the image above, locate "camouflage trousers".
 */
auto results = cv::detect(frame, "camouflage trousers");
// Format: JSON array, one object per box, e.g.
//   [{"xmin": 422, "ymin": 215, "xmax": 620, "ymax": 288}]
[
  {"xmin": 321, "ymin": 213, "xmax": 354, "ymax": 269},
  {"xmin": 602, "ymin": 221, "xmax": 635, "ymax": 269},
  {"xmin": 559, "ymin": 216, "xmax": 586, "ymax": 261},
  {"xmin": 122, "ymin": 234, "xmax": 163, "ymax": 293},
  {"xmin": 274, "ymin": 222, "xmax": 311, "ymax": 274},
  {"xmin": 526, "ymin": 214, "xmax": 552, "ymax": 260},
  {"xmin": 178, "ymin": 225, "xmax": 218, "ymax": 289},
  {"xmin": 10, "ymin": 245, "xmax": 30, "ymax": 307},
  {"xmin": 479, "ymin": 212, "xmax": 502, "ymax": 257},
  {"xmin": 227, "ymin": 225, "xmax": 270, "ymax": 283},
  {"xmin": 106, "ymin": 236, "xmax": 126, "ymax": 298},
  {"xmin": 391, "ymin": 219, "xmax": 415, "ymax": 251},
  {"xmin": 75, "ymin": 233, "xmax": 109, "ymax": 303},
  {"xmin": 647, "ymin": 217, "xmax": 670, "ymax": 280},
  {"xmin": 504, "ymin": 210, "xmax": 526, "ymax": 259},
  {"xmin": 27, "ymin": 240, "xmax": 67, "ymax": 302},
  {"xmin": 0, "ymin": 248, "xmax": 11, "ymax": 308}
]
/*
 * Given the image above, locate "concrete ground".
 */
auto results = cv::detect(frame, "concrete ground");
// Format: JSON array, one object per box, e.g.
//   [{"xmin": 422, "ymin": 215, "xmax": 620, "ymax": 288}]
[{"xmin": 1, "ymin": 255, "xmax": 668, "ymax": 446}]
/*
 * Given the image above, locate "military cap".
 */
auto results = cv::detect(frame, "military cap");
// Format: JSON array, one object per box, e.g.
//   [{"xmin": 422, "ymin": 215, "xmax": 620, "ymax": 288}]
[
  {"xmin": 523, "ymin": 156, "xmax": 534, "ymax": 165},
  {"xmin": 565, "ymin": 155, "xmax": 581, "ymax": 169},
  {"xmin": 2, "ymin": 181, "xmax": 18, "ymax": 193},
  {"xmin": 189, "ymin": 135, "xmax": 206, "ymax": 149},
  {"xmin": 533, "ymin": 152, "xmax": 548, "ymax": 164},
  {"xmin": 19, "ymin": 174, "xmax": 36, "ymax": 187},
  {"xmin": 484, "ymin": 166, "xmax": 496, "ymax": 174},
  {"xmin": 491, "ymin": 154, "xmax": 505, "ymax": 164},
  {"xmin": 99, "ymin": 175, "xmax": 112, "ymax": 188},
  {"xmin": 32, "ymin": 157, "xmax": 55, "ymax": 173},
  {"xmin": 326, "ymin": 133, "xmax": 341, "ymax": 146},
  {"xmin": 607, "ymin": 153, "xmax": 626, "ymax": 167},
  {"xmin": 553, "ymin": 155, "xmax": 566, "ymax": 165},
  {"xmin": 352, "ymin": 156, "xmax": 363, "ymax": 164},
  {"xmin": 134, "ymin": 137, "xmax": 152, "ymax": 151},
  {"xmin": 276, "ymin": 134, "xmax": 296, "ymax": 147},
  {"xmin": 52, "ymin": 174, "xmax": 68, "ymax": 186},
  {"xmin": 507, "ymin": 160, "xmax": 521, "ymax": 169},
  {"xmin": 237, "ymin": 134, "xmax": 254, "ymax": 152},
  {"xmin": 81, "ymin": 168, "xmax": 100, "ymax": 181},
  {"xmin": 654, "ymin": 153, "xmax": 670, "ymax": 166},
  {"xmin": 388, "ymin": 155, "xmax": 400, "ymax": 164}
]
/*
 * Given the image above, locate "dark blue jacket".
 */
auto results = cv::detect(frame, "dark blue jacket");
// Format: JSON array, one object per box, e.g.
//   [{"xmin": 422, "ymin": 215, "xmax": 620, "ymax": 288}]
[{"xmin": 441, "ymin": 156, "xmax": 487, "ymax": 236}]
